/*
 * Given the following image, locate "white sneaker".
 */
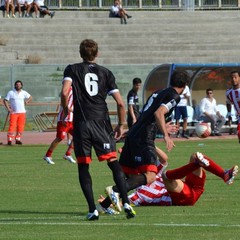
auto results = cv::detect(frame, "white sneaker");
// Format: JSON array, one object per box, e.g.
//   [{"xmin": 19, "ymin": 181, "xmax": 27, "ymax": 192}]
[
  {"xmin": 87, "ymin": 209, "xmax": 99, "ymax": 221},
  {"xmin": 43, "ymin": 156, "xmax": 55, "ymax": 165},
  {"xmin": 96, "ymin": 203, "xmax": 120, "ymax": 215},
  {"xmin": 63, "ymin": 155, "xmax": 76, "ymax": 163},
  {"xmin": 123, "ymin": 203, "xmax": 136, "ymax": 219},
  {"xmin": 105, "ymin": 186, "xmax": 122, "ymax": 212}
]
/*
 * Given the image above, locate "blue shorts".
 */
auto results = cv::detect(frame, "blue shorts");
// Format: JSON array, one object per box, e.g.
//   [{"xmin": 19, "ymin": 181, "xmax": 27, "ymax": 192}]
[{"xmin": 175, "ymin": 106, "xmax": 188, "ymax": 120}]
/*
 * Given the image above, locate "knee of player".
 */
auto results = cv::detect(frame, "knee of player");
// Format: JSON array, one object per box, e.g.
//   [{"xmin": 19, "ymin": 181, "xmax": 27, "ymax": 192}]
[
  {"xmin": 189, "ymin": 153, "xmax": 197, "ymax": 163},
  {"xmin": 145, "ymin": 172, "xmax": 156, "ymax": 184}
]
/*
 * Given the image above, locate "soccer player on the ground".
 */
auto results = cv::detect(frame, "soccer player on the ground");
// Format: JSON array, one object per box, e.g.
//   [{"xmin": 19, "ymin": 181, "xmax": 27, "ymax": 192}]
[
  {"xmin": 101, "ymin": 70, "xmax": 189, "ymax": 212},
  {"xmin": 98, "ymin": 149, "xmax": 238, "ymax": 211},
  {"xmin": 43, "ymin": 87, "xmax": 75, "ymax": 165},
  {"xmin": 226, "ymin": 70, "xmax": 240, "ymax": 143},
  {"xmin": 61, "ymin": 39, "xmax": 134, "ymax": 220}
]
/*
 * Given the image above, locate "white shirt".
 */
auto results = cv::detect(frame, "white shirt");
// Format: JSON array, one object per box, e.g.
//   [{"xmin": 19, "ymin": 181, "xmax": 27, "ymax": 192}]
[
  {"xmin": 34, "ymin": 0, "xmax": 44, "ymax": 5},
  {"xmin": 177, "ymin": 85, "xmax": 191, "ymax": 107},
  {"xmin": 17, "ymin": 0, "xmax": 26, "ymax": 5},
  {"xmin": 111, "ymin": 5, "xmax": 120, "ymax": 14},
  {"xmin": 5, "ymin": 89, "xmax": 31, "ymax": 113},
  {"xmin": 199, "ymin": 97, "xmax": 218, "ymax": 116}
]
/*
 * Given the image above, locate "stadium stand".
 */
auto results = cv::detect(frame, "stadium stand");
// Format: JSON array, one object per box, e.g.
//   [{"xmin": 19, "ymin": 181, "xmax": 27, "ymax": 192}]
[{"xmin": 1, "ymin": 10, "xmax": 240, "ymax": 65}]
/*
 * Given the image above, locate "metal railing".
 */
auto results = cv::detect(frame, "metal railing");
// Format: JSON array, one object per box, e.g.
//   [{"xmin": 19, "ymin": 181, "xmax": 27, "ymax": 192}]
[{"xmin": 45, "ymin": 0, "xmax": 240, "ymax": 9}]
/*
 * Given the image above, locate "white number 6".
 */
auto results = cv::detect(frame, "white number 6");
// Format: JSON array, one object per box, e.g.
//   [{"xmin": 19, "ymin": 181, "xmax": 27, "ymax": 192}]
[{"xmin": 85, "ymin": 73, "xmax": 98, "ymax": 96}]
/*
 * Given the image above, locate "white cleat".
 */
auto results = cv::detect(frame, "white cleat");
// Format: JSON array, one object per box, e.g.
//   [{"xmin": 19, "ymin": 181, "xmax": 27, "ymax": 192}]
[
  {"xmin": 43, "ymin": 156, "xmax": 55, "ymax": 165},
  {"xmin": 105, "ymin": 186, "xmax": 122, "ymax": 212},
  {"xmin": 96, "ymin": 203, "xmax": 120, "ymax": 215},
  {"xmin": 196, "ymin": 152, "xmax": 209, "ymax": 167},
  {"xmin": 63, "ymin": 155, "xmax": 76, "ymax": 163}
]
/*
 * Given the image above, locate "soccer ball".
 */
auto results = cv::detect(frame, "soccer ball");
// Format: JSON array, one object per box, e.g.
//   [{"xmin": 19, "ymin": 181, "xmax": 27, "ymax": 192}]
[{"xmin": 195, "ymin": 122, "xmax": 211, "ymax": 138}]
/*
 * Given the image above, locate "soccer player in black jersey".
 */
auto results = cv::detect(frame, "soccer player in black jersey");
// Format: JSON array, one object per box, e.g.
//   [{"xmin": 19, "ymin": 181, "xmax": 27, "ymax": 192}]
[
  {"xmin": 60, "ymin": 39, "xmax": 135, "ymax": 220},
  {"xmin": 127, "ymin": 78, "xmax": 142, "ymax": 129},
  {"xmin": 100, "ymin": 71, "xmax": 190, "ymax": 212}
]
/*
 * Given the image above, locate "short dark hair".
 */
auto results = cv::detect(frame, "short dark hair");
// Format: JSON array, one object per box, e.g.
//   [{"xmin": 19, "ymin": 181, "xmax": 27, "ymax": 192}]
[
  {"xmin": 132, "ymin": 78, "xmax": 142, "ymax": 85},
  {"xmin": 79, "ymin": 39, "xmax": 98, "ymax": 62},
  {"xmin": 231, "ymin": 70, "xmax": 239, "ymax": 76},
  {"xmin": 15, "ymin": 80, "xmax": 23, "ymax": 87},
  {"xmin": 206, "ymin": 88, "xmax": 213, "ymax": 94},
  {"xmin": 170, "ymin": 71, "xmax": 189, "ymax": 88}
]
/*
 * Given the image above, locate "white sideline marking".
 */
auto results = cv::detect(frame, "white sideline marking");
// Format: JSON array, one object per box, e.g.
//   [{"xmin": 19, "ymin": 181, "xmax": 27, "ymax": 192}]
[{"xmin": 0, "ymin": 220, "xmax": 240, "ymax": 227}]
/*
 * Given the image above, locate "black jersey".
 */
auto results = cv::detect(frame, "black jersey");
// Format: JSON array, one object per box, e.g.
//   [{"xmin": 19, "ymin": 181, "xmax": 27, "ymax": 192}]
[
  {"xmin": 63, "ymin": 62, "xmax": 118, "ymax": 122},
  {"xmin": 127, "ymin": 89, "xmax": 140, "ymax": 119},
  {"xmin": 128, "ymin": 87, "xmax": 180, "ymax": 141}
]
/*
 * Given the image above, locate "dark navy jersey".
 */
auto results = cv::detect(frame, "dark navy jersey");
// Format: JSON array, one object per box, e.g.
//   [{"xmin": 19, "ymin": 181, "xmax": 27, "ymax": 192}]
[
  {"xmin": 128, "ymin": 87, "xmax": 180, "ymax": 140},
  {"xmin": 63, "ymin": 62, "xmax": 119, "ymax": 121},
  {"xmin": 127, "ymin": 89, "xmax": 140, "ymax": 122}
]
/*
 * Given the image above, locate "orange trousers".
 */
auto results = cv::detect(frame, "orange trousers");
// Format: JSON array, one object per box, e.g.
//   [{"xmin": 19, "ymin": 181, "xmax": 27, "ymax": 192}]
[{"xmin": 7, "ymin": 113, "xmax": 26, "ymax": 141}]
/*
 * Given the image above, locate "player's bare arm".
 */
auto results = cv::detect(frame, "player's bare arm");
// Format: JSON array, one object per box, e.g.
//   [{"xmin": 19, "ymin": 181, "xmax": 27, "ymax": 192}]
[
  {"xmin": 61, "ymin": 80, "xmax": 72, "ymax": 120},
  {"xmin": 154, "ymin": 105, "xmax": 175, "ymax": 152},
  {"xmin": 112, "ymin": 91, "xmax": 126, "ymax": 140}
]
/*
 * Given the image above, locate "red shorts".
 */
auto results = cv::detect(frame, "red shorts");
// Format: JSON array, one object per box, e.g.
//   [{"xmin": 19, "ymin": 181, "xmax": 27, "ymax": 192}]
[
  {"xmin": 169, "ymin": 171, "xmax": 206, "ymax": 206},
  {"xmin": 56, "ymin": 121, "xmax": 73, "ymax": 140}
]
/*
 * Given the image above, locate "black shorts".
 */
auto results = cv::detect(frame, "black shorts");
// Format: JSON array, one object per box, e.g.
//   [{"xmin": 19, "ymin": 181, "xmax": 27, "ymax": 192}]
[
  {"xmin": 73, "ymin": 119, "xmax": 117, "ymax": 164},
  {"xmin": 119, "ymin": 137, "xmax": 158, "ymax": 175}
]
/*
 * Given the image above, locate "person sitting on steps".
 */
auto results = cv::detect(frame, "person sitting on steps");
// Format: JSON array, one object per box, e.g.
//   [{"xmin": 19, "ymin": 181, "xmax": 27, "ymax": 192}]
[{"xmin": 110, "ymin": 0, "xmax": 132, "ymax": 24}]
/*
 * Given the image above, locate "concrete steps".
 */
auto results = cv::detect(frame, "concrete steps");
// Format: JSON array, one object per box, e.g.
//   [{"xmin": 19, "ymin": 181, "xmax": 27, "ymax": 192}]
[{"xmin": 0, "ymin": 10, "xmax": 240, "ymax": 65}]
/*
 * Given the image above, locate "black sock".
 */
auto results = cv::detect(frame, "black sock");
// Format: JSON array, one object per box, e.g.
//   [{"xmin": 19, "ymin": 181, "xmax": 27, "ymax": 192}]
[
  {"xmin": 108, "ymin": 161, "xmax": 129, "ymax": 205},
  {"xmin": 100, "ymin": 196, "xmax": 112, "ymax": 209},
  {"xmin": 78, "ymin": 163, "xmax": 95, "ymax": 213},
  {"xmin": 101, "ymin": 174, "xmax": 147, "ymax": 209},
  {"xmin": 113, "ymin": 174, "xmax": 147, "ymax": 192}
]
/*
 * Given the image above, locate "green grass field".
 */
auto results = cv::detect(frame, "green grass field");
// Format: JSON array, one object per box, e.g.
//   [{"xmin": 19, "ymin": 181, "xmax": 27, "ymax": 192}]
[{"xmin": 0, "ymin": 139, "xmax": 239, "ymax": 240}]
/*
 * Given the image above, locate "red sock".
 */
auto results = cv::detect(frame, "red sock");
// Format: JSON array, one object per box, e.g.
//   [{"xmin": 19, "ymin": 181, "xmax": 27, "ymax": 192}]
[
  {"xmin": 201, "ymin": 154, "xmax": 225, "ymax": 179},
  {"xmin": 46, "ymin": 150, "xmax": 53, "ymax": 157},
  {"xmin": 165, "ymin": 162, "xmax": 199, "ymax": 179},
  {"xmin": 65, "ymin": 146, "xmax": 74, "ymax": 156}
]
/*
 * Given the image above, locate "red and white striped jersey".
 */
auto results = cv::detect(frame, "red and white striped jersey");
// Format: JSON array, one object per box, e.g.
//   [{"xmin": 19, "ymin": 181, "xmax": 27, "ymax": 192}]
[
  {"xmin": 58, "ymin": 87, "xmax": 73, "ymax": 122},
  {"xmin": 128, "ymin": 175, "xmax": 172, "ymax": 206},
  {"xmin": 226, "ymin": 87, "xmax": 240, "ymax": 116}
]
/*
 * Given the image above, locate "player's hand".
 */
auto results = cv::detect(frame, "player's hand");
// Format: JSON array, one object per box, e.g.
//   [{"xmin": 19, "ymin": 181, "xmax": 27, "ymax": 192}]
[
  {"xmin": 114, "ymin": 124, "xmax": 124, "ymax": 140},
  {"xmin": 163, "ymin": 135, "xmax": 175, "ymax": 152}
]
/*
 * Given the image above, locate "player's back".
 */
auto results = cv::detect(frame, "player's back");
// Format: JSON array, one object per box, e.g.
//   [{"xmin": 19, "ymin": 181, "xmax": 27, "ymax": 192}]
[{"xmin": 64, "ymin": 62, "xmax": 118, "ymax": 121}]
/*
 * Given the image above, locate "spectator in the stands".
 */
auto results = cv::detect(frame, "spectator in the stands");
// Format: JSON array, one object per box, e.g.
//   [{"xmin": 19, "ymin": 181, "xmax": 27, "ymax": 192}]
[
  {"xmin": 110, "ymin": 0, "xmax": 132, "ymax": 24},
  {"xmin": 3, "ymin": 0, "xmax": 16, "ymax": 18},
  {"xmin": 33, "ymin": 0, "xmax": 55, "ymax": 18},
  {"xmin": 199, "ymin": 88, "xmax": 225, "ymax": 136},
  {"xmin": 16, "ymin": 0, "xmax": 27, "ymax": 17}
]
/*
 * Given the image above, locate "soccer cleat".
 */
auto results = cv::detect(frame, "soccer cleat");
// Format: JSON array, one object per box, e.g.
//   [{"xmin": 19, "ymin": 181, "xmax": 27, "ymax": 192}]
[
  {"xmin": 123, "ymin": 203, "xmax": 136, "ymax": 219},
  {"xmin": 7, "ymin": 141, "xmax": 12, "ymax": 146},
  {"xmin": 96, "ymin": 203, "xmax": 119, "ymax": 215},
  {"xmin": 195, "ymin": 152, "xmax": 209, "ymax": 167},
  {"xmin": 182, "ymin": 133, "xmax": 189, "ymax": 139},
  {"xmin": 105, "ymin": 186, "xmax": 122, "ymax": 212},
  {"xmin": 224, "ymin": 165, "xmax": 238, "ymax": 185},
  {"xmin": 43, "ymin": 156, "xmax": 55, "ymax": 165},
  {"xmin": 15, "ymin": 140, "xmax": 23, "ymax": 145},
  {"xmin": 63, "ymin": 155, "xmax": 76, "ymax": 163},
  {"xmin": 87, "ymin": 209, "xmax": 99, "ymax": 221},
  {"xmin": 50, "ymin": 11, "xmax": 55, "ymax": 18}
]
